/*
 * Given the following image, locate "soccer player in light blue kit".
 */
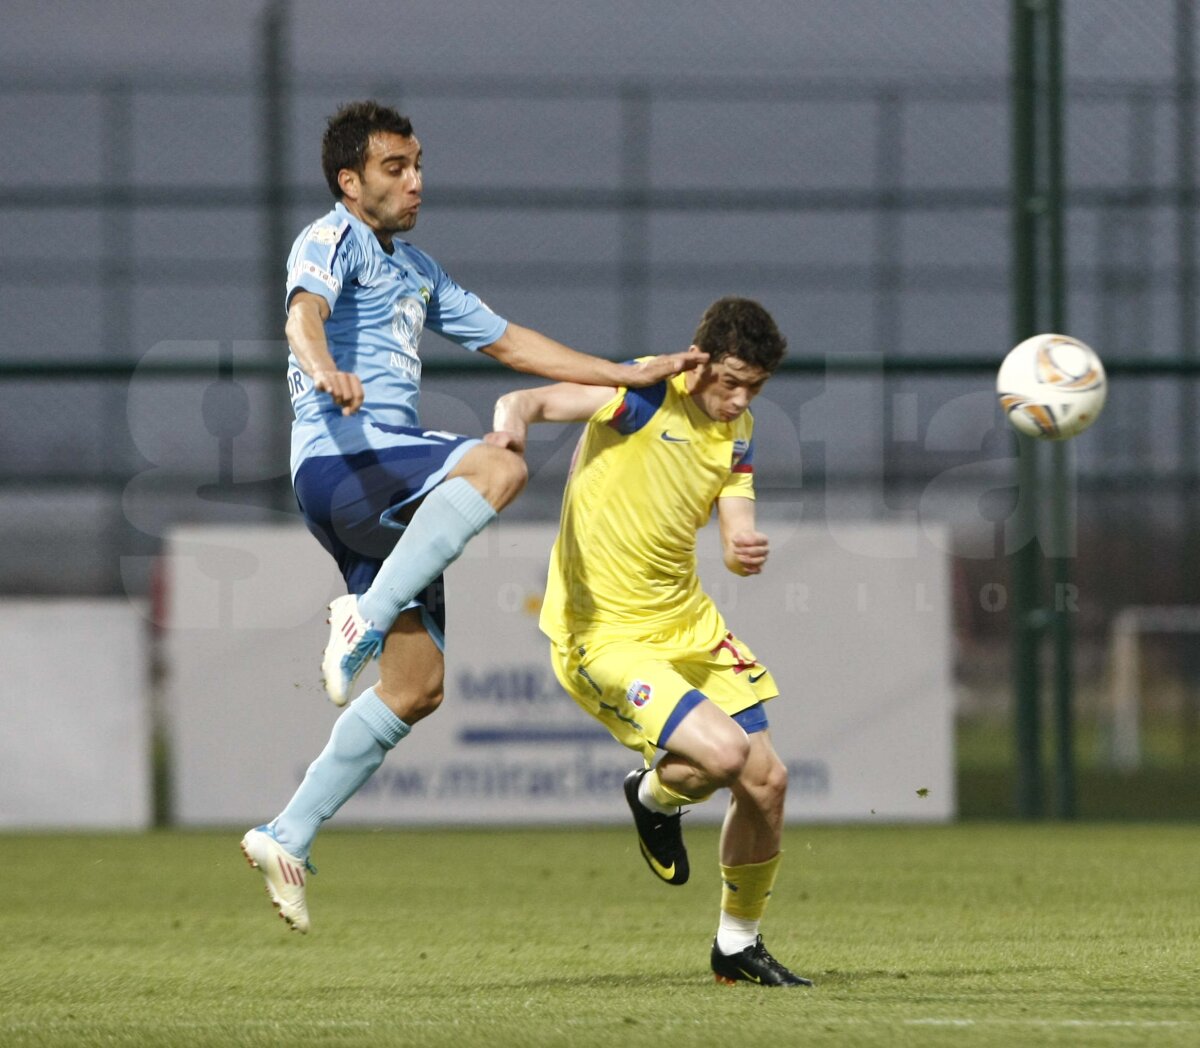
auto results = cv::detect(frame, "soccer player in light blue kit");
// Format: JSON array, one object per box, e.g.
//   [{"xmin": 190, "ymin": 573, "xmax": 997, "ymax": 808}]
[{"xmin": 240, "ymin": 101, "xmax": 705, "ymax": 932}]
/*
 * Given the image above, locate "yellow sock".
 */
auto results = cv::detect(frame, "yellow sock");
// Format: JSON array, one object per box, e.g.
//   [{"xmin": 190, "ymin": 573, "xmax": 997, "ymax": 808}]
[{"xmin": 720, "ymin": 852, "xmax": 782, "ymax": 921}]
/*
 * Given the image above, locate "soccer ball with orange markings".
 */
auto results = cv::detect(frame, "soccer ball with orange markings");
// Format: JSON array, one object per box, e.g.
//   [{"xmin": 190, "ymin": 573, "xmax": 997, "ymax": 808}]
[{"xmin": 997, "ymin": 333, "xmax": 1107, "ymax": 440}]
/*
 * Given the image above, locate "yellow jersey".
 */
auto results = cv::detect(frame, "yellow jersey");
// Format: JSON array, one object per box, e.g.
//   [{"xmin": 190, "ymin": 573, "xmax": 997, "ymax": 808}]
[{"xmin": 539, "ymin": 366, "xmax": 756, "ymax": 646}]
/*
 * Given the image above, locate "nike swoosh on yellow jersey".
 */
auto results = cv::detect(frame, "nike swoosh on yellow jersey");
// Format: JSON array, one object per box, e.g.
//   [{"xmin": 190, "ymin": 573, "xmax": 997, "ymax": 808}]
[
  {"xmin": 639, "ymin": 840, "xmax": 676, "ymax": 880},
  {"xmin": 660, "ymin": 430, "xmax": 690, "ymax": 444},
  {"xmin": 748, "ymin": 669, "xmax": 767, "ymax": 683}
]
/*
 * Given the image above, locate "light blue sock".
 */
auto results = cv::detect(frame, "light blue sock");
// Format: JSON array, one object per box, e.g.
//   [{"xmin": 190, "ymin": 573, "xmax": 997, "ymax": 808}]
[
  {"xmin": 271, "ymin": 688, "xmax": 410, "ymax": 859},
  {"xmin": 358, "ymin": 476, "xmax": 496, "ymax": 630}
]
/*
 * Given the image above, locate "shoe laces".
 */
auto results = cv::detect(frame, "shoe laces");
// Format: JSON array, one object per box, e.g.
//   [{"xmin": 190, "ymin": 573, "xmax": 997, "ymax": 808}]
[
  {"xmin": 649, "ymin": 808, "xmax": 685, "ymax": 835},
  {"xmin": 349, "ymin": 630, "xmax": 384, "ymax": 662},
  {"xmin": 748, "ymin": 937, "xmax": 789, "ymax": 975},
  {"xmin": 260, "ymin": 825, "xmax": 317, "ymax": 874}
]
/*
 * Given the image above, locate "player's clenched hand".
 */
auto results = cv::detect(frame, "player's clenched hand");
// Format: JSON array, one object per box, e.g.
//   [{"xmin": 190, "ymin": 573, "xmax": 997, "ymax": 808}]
[
  {"xmin": 484, "ymin": 429, "xmax": 526, "ymax": 454},
  {"xmin": 623, "ymin": 346, "xmax": 710, "ymax": 387},
  {"xmin": 730, "ymin": 530, "xmax": 770, "ymax": 575},
  {"xmin": 312, "ymin": 369, "xmax": 365, "ymax": 415}
]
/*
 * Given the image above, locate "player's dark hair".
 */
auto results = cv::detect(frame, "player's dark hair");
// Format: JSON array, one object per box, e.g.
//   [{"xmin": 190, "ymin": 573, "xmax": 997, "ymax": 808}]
[
  {"xmin": 321, "ymin": 101, "xmax": 414, "ymax": 199},
  {"xmin": 692, "ymin": 297, "xmax": 787, "ymax": 372}
]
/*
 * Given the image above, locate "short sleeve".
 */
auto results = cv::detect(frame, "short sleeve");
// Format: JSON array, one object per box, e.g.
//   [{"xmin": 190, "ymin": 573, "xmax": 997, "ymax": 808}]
[
  {"xmin": 719, "ymin": 471, "xmax": 756, "ymax": 500},
  {"xmin": 286, "ymin": 219, "xmax": 354, "ymax": 313},
  {"xmin": 719, "ymin": 433, "xmax": 756, "ymax": 499},
  {"xmin": 424, "ymin": 262, "xmax": 509, "ymax": 350},
  {"xmin": 590, "ymin": 358, "xmax": 666, "ymax": 434}
]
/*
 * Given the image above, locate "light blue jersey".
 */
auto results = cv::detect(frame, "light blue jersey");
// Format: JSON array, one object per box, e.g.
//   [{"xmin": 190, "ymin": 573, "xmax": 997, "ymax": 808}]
[{"xmin": 284, "ymin": 202, "xmax": 508, "ymax": 476}]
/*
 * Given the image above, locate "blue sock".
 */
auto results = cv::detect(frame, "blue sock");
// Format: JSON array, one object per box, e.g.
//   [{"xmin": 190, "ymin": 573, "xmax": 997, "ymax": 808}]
[
  {"xmin": 271, "ymin": 688, "xmax": 410, "ymax": 859},
  {"xmin": 358, "ymin": 476, "xmax": 496, "ymax": 630}
]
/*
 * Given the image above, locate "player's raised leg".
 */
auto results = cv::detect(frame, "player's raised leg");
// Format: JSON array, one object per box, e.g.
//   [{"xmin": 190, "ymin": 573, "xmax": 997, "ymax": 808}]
[
  {"xmin": 322, "ymin": 443, "xmax": 524, "ymax": 705},
  {"xmin": 625, "ymin": 696, "xmax": 751, "ymax": 886},
  {"xmin": 710, "ymin": 728, "xmax": 812, "ymax": 987}
]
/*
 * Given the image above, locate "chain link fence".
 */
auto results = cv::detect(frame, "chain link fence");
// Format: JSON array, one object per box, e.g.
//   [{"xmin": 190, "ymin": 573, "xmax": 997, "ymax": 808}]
[{"xmin": 1, "ymin": 2, "xmax": 1198, "ymax": 804}]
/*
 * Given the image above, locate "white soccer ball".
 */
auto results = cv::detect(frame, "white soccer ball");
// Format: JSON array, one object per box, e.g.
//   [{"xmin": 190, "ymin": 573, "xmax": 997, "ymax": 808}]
[{"xmin": 997, "ymin": 333, "xmax": 1107, "ymax": 440}]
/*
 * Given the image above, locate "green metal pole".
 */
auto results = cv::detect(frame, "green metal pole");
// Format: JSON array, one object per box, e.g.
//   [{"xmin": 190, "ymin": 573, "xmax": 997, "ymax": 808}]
[
  {"xmin": 261, "ymin": 0, "xmax": 292, "ymax": 512},
  {"xmin": 1010, "ymin": 0, "xmax": 1045, "ymax": 819},
  {"xmin": 1043, "ymin": 0, "xmax": 1077, "ymax": 819},
  {"xmin": 1175, "ymin": 0, "xmax": 1200, "ymax": 765},
  {"xmin": 1050, "ymin": 445, "xmax": 1077, "ymax": 818}
]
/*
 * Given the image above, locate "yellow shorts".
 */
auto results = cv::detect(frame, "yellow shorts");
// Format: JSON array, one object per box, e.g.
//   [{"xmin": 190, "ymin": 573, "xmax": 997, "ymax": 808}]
[{"xmin": 549, "ymin": 617, "xmax": 778, "ymax": 763}]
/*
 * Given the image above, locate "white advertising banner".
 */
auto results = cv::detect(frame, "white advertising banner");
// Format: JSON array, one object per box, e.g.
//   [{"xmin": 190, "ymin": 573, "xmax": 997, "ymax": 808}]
[
  {"xmin": 163, "ymin": 519, "xmax": 954, "ymax": 826},
  {"xmin": 0, "ymin": 599, "xmax": 152, "ymax": 829}
]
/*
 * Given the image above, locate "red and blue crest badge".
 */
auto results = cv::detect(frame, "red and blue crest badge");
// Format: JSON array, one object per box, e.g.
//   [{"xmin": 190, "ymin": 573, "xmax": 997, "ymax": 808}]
[{"xmin": 626, "ymin": 680, "xmax": 653, "ymax": 707}]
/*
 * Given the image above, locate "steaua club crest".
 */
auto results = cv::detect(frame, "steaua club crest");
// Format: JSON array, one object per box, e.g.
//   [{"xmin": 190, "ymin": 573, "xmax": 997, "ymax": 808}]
[{"xmin": 626, "ymin": 680, "xmax": 653, "ymax": 708}]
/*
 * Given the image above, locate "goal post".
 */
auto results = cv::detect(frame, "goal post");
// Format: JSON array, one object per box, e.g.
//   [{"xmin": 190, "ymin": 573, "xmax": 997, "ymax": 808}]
[{"xmin": 1105, "ymin": 605, "xmax": 1200, "ymax": 771}]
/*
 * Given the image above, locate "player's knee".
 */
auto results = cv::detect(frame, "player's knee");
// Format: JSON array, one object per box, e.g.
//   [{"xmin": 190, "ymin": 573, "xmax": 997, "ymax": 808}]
[
  {"xmin": 762, "ymin": 753, "xmax": 788, "ymax": 803},
  {"xmin": 736, "ymin": 751, "xmax": 787, "ymax": 813},
  {"xmin": 460, "ymin": 444, "xmax": 527, "ymax": 509},
  {"xmin": 496, "ymin": 447, "xmax": 528, "ymax": 502},
  {"xmin": 412, "ymin": 688, "xmax": 444, "ymax": 722},
  {"xmin": 375, "ymin": 684, "xmax": 444, "ymax": 725},
  {"xmin": 704, "ymin": 731, "xmax": 751, "ymax": 786}
]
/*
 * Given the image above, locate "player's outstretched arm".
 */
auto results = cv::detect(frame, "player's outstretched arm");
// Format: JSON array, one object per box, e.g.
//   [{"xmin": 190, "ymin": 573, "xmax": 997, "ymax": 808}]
[
  {"xmin": 717, "ymin": 496, "xmax": 769, "ymax": 576},
  {"xmin": 487, "ymin": 382, "xmax": 615, "ymax": 454},
  {"xmin": 285, "ymin": 290, "xmax": 364, "ymax": 416},
  {"xmin": 480, "ymin": 322, "xmax": 707, "ymax": 389}
]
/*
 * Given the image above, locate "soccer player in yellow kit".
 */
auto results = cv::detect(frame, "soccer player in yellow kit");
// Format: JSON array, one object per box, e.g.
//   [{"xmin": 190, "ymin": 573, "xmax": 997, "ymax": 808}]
[{"xmin": 490, "ymin": 297, "xmax": 811, "ymax": 987}]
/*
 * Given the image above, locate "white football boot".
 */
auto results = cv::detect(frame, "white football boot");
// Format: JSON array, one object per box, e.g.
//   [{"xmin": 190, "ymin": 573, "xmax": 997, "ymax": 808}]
[
  {"xmin": 321, "ymin": 594, "xmax": 385, "ymax": 707},
  {"xmin": 240, "ymin": 826, "xmax": 314, "ymax": 934}
]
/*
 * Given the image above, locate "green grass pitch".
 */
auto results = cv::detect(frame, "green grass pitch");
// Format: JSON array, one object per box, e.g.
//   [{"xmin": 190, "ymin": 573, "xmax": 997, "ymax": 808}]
[{"xmin": 2, "ymin": 824, "xmax": 1199, "ymax": 1047}]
